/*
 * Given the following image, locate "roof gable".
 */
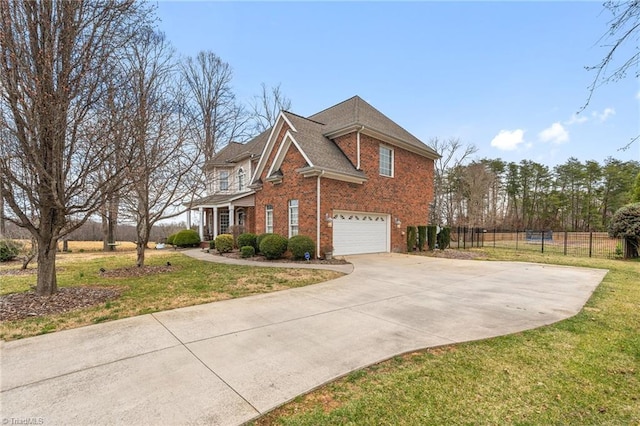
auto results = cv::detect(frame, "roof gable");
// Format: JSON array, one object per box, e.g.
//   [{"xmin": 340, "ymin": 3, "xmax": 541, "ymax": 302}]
[{"xmin": 309, "ymin": 96, "xmax": 439, "ymax": 159}]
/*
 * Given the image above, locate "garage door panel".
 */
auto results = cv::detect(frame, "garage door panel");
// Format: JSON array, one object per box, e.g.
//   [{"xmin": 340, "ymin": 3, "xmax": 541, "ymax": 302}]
[{"xmin": 333, "ymin": 212, "xmax": 389, "ymax": 255}]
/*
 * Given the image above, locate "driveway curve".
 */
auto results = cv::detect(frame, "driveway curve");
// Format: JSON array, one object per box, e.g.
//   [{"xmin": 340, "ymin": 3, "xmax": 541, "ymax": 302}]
[{"xmin": 1, "ymin": 252, "xmax": 607, "ymax": 425}]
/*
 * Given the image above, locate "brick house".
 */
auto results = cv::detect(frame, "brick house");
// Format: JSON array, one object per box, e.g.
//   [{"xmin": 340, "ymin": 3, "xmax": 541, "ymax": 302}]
[{"xmin": 188, "ymin": 96, "xmax": 439, "ymax": 256}]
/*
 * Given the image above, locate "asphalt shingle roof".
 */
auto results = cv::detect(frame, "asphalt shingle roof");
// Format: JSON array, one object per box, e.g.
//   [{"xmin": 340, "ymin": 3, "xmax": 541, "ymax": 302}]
[
  {"xmin": 209, "ymin": 95, "xmax": 436, "ymax": 180},
  {"xmin": 309, "ymin": 95, "xmax": 438, "ymax": 157},
  {"xmin": 207, "ymin": 129, "xmax": 270, "ymax": 166},
  {"xmin": 281, "ymin": 112, "xmax": 365, "ymax": 178}
]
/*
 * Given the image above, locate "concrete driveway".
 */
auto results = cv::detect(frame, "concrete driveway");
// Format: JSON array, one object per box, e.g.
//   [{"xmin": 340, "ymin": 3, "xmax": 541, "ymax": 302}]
[{"xmin": 1, "ymin": 253, "xmax": 607, "ymax": 425}]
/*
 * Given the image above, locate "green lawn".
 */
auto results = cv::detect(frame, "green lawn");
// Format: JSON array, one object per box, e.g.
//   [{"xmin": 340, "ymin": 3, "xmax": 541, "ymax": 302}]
[
  {"xmin": 254, "ymin": 249, "xmax": 640, "ymax": 425},
  {"xmin": 0, "ymin": 251, "xmax": 342, "ymax": 341}
]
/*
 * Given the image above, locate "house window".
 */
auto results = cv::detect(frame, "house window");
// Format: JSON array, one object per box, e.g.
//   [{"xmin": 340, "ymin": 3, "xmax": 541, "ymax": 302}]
[
  {"xmin": 265, "ymin": 205, "xmax": 273, "ymax": 234},
  {"xmin": 220, "ymin": 211, "xmax": 229, "ymax": 234},
  {"xmin": 220, "ymin": 170, "xmax": 229, "ymax": 191},
  {"xmin": 289, "ymin": 199, "xmax": 298, "ymax": 237},
  {"xmin": 238, "ymin": 168, "xmax": 245, "ymax": 191},
  {"xmin": 379, "ymin": 145, "xmax": 394, "ymax": 177}
]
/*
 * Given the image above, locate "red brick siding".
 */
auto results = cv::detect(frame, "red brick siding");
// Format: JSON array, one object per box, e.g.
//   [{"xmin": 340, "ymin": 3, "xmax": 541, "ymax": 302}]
[
  {"xmin": 334, "ymin": 134, "xmax": 359, "ymax": 169},
  {"xmin": 255, "ymin": 130, "xmax": 434, "ymax": 254},
  {"xmin": 254, "ymin": 126, "xmax": 318, "ymax": 240}
]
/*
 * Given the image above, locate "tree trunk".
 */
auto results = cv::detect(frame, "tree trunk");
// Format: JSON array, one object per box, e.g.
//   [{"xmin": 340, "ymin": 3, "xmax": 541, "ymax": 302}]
[
  {"xmin": 36, "ymin": 238, "xmax": 58, "ymax": 295},
  {"xmin": 136, "ymin": 220, "xmax": 150, "ymax": 267}
]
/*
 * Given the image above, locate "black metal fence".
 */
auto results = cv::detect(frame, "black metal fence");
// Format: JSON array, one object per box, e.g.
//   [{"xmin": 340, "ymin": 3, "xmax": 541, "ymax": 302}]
[{"xmin": 451, "ymin": 227, "xmax": 628, "ymax": 259}]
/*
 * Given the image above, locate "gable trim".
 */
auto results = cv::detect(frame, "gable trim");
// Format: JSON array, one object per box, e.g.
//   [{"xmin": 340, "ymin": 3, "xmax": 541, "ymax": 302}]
[
  {"xmin": 297, "ymin": 166, "xmax": 367, "ymax": 184},
  {"xmin": 266, "ymin": 130, "xmax": 314, "ymax": 180},
  {"xmin": 250, "ymin": 112, "xmax": 298, "ymax": 184}
]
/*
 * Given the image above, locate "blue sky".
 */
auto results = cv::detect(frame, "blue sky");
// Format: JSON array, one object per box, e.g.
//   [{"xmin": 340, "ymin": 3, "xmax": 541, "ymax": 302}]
[{"xmin": 156, "ymin": 1, "xmax": 639, "ymax": 167}]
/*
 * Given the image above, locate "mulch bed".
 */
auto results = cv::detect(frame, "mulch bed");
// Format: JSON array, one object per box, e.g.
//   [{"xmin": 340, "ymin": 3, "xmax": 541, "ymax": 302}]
[
  {"xmin": 217, "ymin": 250, "xmax": 351, "ymax": 265},
  {"xmin": 0, "ymin": 265, "xmax": 176, "ymax": 322},
  {"xmin": 0, "ymin": 286, "xmax": 121, "ymax": 322}
]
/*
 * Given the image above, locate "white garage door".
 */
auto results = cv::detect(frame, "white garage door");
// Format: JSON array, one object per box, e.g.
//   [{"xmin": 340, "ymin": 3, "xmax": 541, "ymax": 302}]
[{"xmin": 333, "ymin": 211, "xmax": 389, "ymax": 255}]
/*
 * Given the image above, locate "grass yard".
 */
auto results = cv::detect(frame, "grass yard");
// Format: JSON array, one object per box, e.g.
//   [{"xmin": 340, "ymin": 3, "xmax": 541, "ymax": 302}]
[
  {"xmin": 0, "ymin": 250, "xmax": 342, "ymax": 341},
  {"xmin": 254, "ymin": 249, "xmax": 640, "ymax": 425}
]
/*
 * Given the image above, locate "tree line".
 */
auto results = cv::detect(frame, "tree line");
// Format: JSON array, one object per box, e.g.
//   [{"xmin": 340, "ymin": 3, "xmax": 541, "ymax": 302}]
[
  {"xmin": 430, "ymin": 138, "xmax": 640, "ymax": 232},
  {"xmin": 0, "ymin": 1, "xmax": 290, "ymax": 295}
]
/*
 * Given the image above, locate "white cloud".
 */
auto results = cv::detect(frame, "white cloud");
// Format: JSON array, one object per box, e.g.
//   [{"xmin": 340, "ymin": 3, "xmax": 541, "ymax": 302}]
[
  {"xmin": 636, "ymin": 91, "xmax": 640, "ymax": 100},
  {"xmin": 592, "ymin": 107, "xmax": 616, "ymax": 122},
  {"xmin": 539, "ymin": 122, "xmax": 569, "ymax": 144},
  {"xmin": 490, "ymin": 129, "xmax": 525, "ymax": 151},
  {"xmin": 565, "ymin": 114, "xmax": 588, "ymax": 125}
]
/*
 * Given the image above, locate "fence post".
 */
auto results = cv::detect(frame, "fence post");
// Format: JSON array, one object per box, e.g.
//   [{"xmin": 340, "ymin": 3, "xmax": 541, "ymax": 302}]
[
  {"xmin": 493, "ymin": 229, "xmax": 496, "ymax": 248},
  {"xmin": 589, "ymin": 232, "xmax": 593, "ymax": 257},
  {"xmin": 541, "ymin": 230, "xmax": 545, "ymax": 254},
  {"xmin": 563, "ymin": 231, "xmax": 567, "ymax": 256},
  {"xmin": 516, "ymin": 230, "xmax": 519, "ymax": 250},
  {"xmin": 463, "ymin": 226, "xmax": 466, "ymax": 249}
]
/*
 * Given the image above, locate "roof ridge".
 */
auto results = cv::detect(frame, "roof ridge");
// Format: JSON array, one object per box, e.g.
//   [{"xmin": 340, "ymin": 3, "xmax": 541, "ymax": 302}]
[
  {"xmin": 283, "ymin": 110, "xmax": 325, "ymax": 126},
  {"xmin": 307, "ymin": 95, "xmax": 360, "ymax": 119}
]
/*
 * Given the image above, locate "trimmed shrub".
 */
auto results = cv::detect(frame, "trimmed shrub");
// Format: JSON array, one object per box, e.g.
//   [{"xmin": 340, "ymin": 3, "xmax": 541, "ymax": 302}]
[
  {"xmin": 256, "ymin": 233, "xmax": 273, "ymax": 253},
  {"xmin": 288, "ymin": 235, "xmax": 315, "ymax": 260},
  {"xmin": 237, "ymin": 233, "xmax": 257, "ymax": 250},
  {"xmin": 166, "ymin": 233, "xmax": 177, "ymax": 245},
  {"xmin": 0, "ymin": 240, "xmax": 20, "ymax": 262},
  {"xmin": 406, "ymin": 226, "xmax": 417, "ymax": 252},
  {"xmin": 259, "ymin": 234, "xmax": 288, "ymax": 260},
  {"xmin": 427, "ymin": 225, "xmax": 437, "ymax": 251},
  {"xmin": 609, "ymin": 202, "xmax": 640, "ymax": 258},
  {"xmin": 173, "ymin": 229, "xmax": 201, "ymax": 248},
  {"xmin": 240, "ymin": 245, "xmax": 255, "ymax": 258},
  {"xmin": 438, "ymin": 226, "xmax": 451, "ymax": 250},
  {"xmin": 209, "ymin": 240, "xmax": 215, "ymax": 250},
  {"xmin": 215, "ymin": 234, "xmax": 234, "ymax": 253},
  {"xmin": 417, "ymin": 226, "xmax": 427, "ymax": 251}
]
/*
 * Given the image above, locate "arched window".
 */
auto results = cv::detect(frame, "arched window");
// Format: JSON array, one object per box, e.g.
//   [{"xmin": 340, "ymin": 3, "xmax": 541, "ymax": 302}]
[{"xmin": 237, "ymin": 168, "xmax": 245, "ymax": 191}]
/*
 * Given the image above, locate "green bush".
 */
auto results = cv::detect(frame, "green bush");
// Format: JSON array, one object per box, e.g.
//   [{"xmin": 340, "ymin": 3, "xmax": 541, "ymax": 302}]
[
  {"xmin": 288, "ymin": 235, "xmax": 315, "ymax": 260},
  {"xmin": 609, "ymin": 202, "xmax": 640, "ymax": 258},
  {"xmin": 209, "ymin": 240, "xmax": 215, "ymax": 250},
  {"xmin": 166, "ymin": 234, "xmax": 177, "ymax": 245},
  {"xmin": 427, "ymin": 225, "xmax": 437, "ymax": 251},
  {"xmin": 406, "ymin": 226, "xmax": 417, "ymax": 252},
  {"xmin": 173, "ymin": 229, "xmax": 201, "ymax": 247},
  {"xmin": 237, "ymin": 233, "xmax": 257, "ymax": 250},
  {"xmin": 240, "ymin": 245, "xmax": 255, "ymax": 258},
  {"xmin": 214, "ymin": 234, "xmax": 234, "ymax": 253},
  {"xmin": 259, "ymin": 234, "xmax": 288, "ymax": 260},
  {"xmin": 0, "ymin": 240, "xmax": 20, "ymax": 262},
  {"xmin": 256, "ymin": 233, "xmax": 273, "ymax": 253},
  {"xmin": 417, "ymin": 226, "xmax": 427, "ymax": 251},
  {"xmin": 438, "ymin": 226, "xmax": 451, "ymax": 250}
]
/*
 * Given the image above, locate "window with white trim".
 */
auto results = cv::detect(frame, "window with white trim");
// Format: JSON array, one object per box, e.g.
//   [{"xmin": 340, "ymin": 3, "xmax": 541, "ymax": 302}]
[
  {"xmin": 265, "ymin": 205, "xmax": 273, "ymax": 234},
  {"xmin": 219, "ymin": 170, "xmax": 229, "ymax": 191},
  {"xmin": 220, "ymin": 211, "xmax": 229, "ymax": 234},
  {"xmin": 237, "ymin": 168, "xmax": 245, "ymax": 191},
  {"xmin": 289, "ymin": 199, "xmax": 299, "ymax": 237},
  {"xmin": 379, "ymin": 145, "xmax": 394, "ymax": 177}
]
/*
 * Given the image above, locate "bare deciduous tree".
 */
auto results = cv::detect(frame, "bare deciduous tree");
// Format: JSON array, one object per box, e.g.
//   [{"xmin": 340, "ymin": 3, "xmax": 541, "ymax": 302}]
[
  {"xmin": 0, "ymin": 0, "xmax": 150, "ymax": 295},
  {"xmin": 249, "ymin": 82, "xmax": 292, "ymax": 135},
  {"xmin": 428, "ymin": 137, "xmax": 478, "ymax": 225},
  {"xmin": 585, "ymin": 0, "xmax": 639, "ymax": 150},
  {"xmin": 120, "ymin": 29, "xmax": 200, "ymax": 267},
  {"xmin": 180, "ymin": 51, "xmax": 246, "ymax": 164}
]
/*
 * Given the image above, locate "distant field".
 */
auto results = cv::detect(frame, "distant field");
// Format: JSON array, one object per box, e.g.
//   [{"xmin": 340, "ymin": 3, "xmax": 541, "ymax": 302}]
[{"xmin": 10, "ymin": 240, "xmax": 138, "ymax": 252}]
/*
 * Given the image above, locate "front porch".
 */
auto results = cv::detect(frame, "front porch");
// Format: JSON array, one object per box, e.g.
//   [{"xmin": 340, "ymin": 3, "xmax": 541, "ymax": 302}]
[{"xmin": 187, "ymin": 193, "xmax": 256, "ymax": 242}]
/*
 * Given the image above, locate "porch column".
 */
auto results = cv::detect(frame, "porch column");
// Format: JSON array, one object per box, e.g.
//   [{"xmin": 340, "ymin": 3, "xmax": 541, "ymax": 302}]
[
  {"xmin": 212, "ymin": 206, "xmax": 218, "ymax": 237},
  {"xmin": 229, "ymin": 204, "xmax": 235, "ymax": 227},
  {"xmin": 186, "ymin": 210, "xmax": 192, "ymax": 229},
  {"xmin": 198, "ymin": 207, "xmax": 204, "ymax": 240}
]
